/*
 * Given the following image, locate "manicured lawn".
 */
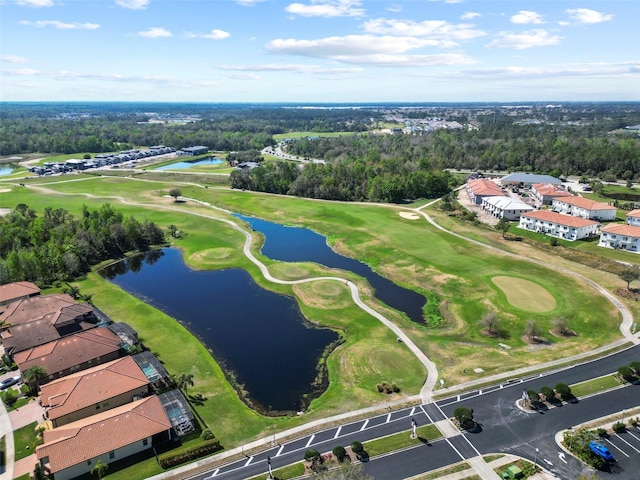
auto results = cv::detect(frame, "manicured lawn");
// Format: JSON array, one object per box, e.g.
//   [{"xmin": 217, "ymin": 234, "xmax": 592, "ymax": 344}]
[
  {"xmin": 272, "ymin": 131, "xmax": 357, "ymax": 141},
  {"xmin": 13, "ymin": 422, "xmax": 42, "ymax": 461},
  {"xmin": 570, "ymin": 374, "xmax": 625, "ymax": 398},
  {"xmin": 247, "ymin": 462, "xmax": 305, "ymax": 480},
  {"xmin": 363, "ymin": 425, "xmax": 441, "ymax": 457},
  {"xmin": 414, "ymin": 462, "xmax": 471, "ymax": 479},
  {"xmin": 1, "ymin": 174, "xmax": 632, "ymax": 480}
]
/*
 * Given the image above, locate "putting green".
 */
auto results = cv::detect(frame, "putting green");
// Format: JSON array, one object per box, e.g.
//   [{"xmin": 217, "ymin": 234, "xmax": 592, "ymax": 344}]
[{"xmin": 491, "ymin": 276, "xmax": 557, "ymax": 312}]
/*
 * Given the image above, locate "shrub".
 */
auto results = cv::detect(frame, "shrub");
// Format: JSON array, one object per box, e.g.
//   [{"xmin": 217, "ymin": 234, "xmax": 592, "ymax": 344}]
[
  {"xmin": 540, "ymin": 386, "xmax": 554, "ymax": 400},
  {"xmin": 304, "ymin": 449, "xmax": 321, "ymax": 463},
  {"xmin": 612, "ymin": 422, "xmax": 626, "ymax": 433},
  {"xmin": 596, "ymin": 428, "xmax": 608, "ymax": 437},
  {"xmin": 629, "ymin": 417, "xmax": 638, "ymax": 427},
  {"xmin": 527, "ymin": 390, "xmax": 539, "ymax": 403},
  {"xmin": 453, "ymin": 407, "xmax": 475, "ymax": 430},
  {"xmin": 555, "ymin": 383, "xmax": 572, "ymax": 400},
  {"xmin": 618, "ymin": 366, "xmax": 634, "ymax": 381},
  {"xmin": 0, "ymin": 389, "xmax": 18, "ymax": 407},
  {"xmin": 158, "ymin": 439, "xmax": 221, "ymax": 469},
  {"xmin": 629, "ymin": 361, "xmax": 640, "ymax": 375},
  {"xmin": 201, "ymin": 429, "xmax": 215, "ymax": 440},
  {"xmin": 351, "ymin": 441, "xmax": 364, "ymax": 455},
  {"xmin": 332, "ymin": 445, "xmax": 347, "ymax": 462}
]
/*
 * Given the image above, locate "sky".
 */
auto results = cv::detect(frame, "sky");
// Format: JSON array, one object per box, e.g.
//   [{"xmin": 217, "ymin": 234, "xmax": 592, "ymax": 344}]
[{"xmin": 1, "ymin": 0, "xmax": 639, "ymax": 102}]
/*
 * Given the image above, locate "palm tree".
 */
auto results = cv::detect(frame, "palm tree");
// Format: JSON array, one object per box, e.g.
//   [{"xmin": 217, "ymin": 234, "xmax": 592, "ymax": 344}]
[
  {"xmin": 23, "ymin": 365, "xmax": 48, "ymax": 395},
  {"xmin": 177, "ymin": 373, "xmax": 194, "ymax": 396}
]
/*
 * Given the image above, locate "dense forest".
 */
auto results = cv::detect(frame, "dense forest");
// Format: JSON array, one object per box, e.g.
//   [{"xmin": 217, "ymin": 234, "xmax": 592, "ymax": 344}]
[
  {"xmin": 0, "ymin": 203, "xmax": 165, "ymax": 286},
  {"xmin": 230, "ymin": 159, "xmax": 453, "ymax": 203},
  {"xmin": 285, "ymin": 123, "xmax": 640, "ymax": 181},
  {"xmin": 0, "ymin": 103, "xmax": 373, "ymax": 155}
]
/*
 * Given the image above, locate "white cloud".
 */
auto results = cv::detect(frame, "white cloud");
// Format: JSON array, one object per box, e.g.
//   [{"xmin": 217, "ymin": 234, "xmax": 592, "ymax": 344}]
[
  {"xmin": 115, "ymin": 0, "xmax": 149, "ymax": 9},
  {"xmin": 460, "ymin": 62, "xmax": 640, "ymax": 79},
  {"xmin": 461, "ymin": 12, "xmax": 481, "ymax": 20},
  {"xmin": 15, "ymin": 0, "xmax": 54, "ymax": 7},
  {"xmin": 138, "ymin": 27, "xmax": 173, "ymax": 38},
  {"xmin": 511, "ymin": 10, "xmax": 545, "ymax": 25},
  {"xmin": 565, "ymin": 8, "xmax": 614, "ymax": 24},
  {"xmin": 429, "ymin": 0, "xmax": 463, "ymax": 3},
  {"xmin": 486, "ymin": 29, "xmax": 561, "ymax": 50},
  {"xmin": 1, "ymin": 68, "xmax": 41, "ymax": 75},
  {"xmin": 225, "ymin": 73, "xmax": 262, "ymax": 80},
  {"xmin": 20, "ymin": 20, "xmax": 100, "ymax": 30},
  {"xmin": 186, "ymin": 29, "xmax": 230, "ymax": 40},
  {"xmin": 219, "ymin": 63, "xmax": 362, "ymax": 74},
  {"xmin": 235, "ymin": 0, "xmax": 263, "ymax": 5},
  {"xmin": 387, "ymin": 4, "xmax": 402, "ymax": 13},
  {"xmin": 285, "ymin": 0, "xmax": 365, "ymax": 18},
  {"xmin": 266, "ymin": 35, "xmax": 476, "ymax": 66},
  {"xmin": 1, "ymin": 55, "xmax": 30, "ymax": 63},
  {"xmin": 362, "ymin": 18, "xmax": 486, "ymax": 42}
]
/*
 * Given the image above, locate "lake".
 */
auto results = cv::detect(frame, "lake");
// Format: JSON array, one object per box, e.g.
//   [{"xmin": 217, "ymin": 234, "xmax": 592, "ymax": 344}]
[
  {"xmin": 235, "ymin": 214, "xmax": 427, "ymax": 324},
  {"xmin": 155, "ymin": 157, "xmax": 224, "ymax": 170},
  {"xmin": 100, "ymin": 248, "xmax": 339, "ymax": 414}
]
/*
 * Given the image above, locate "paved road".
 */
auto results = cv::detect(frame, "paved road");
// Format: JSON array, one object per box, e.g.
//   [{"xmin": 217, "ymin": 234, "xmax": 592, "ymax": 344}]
[{"xmin": 182, "ymin": 345, "xmax": 639, "ymax": 480}]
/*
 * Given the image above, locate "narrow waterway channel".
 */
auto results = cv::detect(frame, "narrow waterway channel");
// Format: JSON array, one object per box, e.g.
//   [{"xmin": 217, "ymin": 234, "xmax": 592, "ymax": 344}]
[{"xmin": 235, "ymin": 213, "xmax": 427, "ymax": 324}]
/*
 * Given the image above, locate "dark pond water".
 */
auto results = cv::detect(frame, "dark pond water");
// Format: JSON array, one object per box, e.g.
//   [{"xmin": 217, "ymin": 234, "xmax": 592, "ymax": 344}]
[
  {"xmin": 604, "ymin": 192, "xmax": 640, "ymax": 202},
  {"xmin": 235, "ymin": 214, "xmax": 426, "ymax": 324},
  {"xmin": 99, "ymin": 248, "xmax": 338, "ymax": 413},
  {"xmin": 156, "ymin": 157, "xmax": 223, "ymax": 170}
]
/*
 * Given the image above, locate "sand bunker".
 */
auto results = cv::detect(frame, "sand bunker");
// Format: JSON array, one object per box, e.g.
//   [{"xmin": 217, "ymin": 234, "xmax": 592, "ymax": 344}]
[{"xmin": 399, "ymin": 212, "xmax": 420, "ymax": 220}]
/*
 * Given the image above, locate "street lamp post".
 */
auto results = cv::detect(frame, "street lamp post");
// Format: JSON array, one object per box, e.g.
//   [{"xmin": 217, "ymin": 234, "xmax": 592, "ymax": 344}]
[
  {"xmin": 534, "ymin": 447, "xmax": 539, "ymax": 468},
  {"xmin": 411, "ymin": 417, "xmax": 417, "ymax": 439},
  {"xmin": 267, "ymin": 456, "xmax": 273, "ymax": 479}
]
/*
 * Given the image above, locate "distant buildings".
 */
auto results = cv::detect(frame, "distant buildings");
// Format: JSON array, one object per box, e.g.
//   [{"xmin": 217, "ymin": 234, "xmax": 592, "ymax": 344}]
[
  {"xmin": 176, "ymin": 145, "xmax": 209, "ymax": 156},
  {"xmin": 518, "ymin": 210, "xmax": 599, "ymax": 241}
]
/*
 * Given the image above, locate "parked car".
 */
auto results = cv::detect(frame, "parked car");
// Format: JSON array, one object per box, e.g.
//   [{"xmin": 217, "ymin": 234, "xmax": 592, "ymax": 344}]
[
  {"xmin": 0, "ymin": 375, "xmax": 21, "ymax": 390},
  {"xmin": 589, "ymin": 441, "xmax": 614, "ymax": 461}
]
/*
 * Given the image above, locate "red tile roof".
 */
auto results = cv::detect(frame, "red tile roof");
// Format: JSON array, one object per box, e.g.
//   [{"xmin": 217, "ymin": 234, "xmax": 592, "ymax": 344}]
[
  {"xmin": 601, "ymin": 223, "xmax": 640, "ymax": 238},
  {"xmin": 627, "ymin": 209, "xmax": 640, "ymax": 218},
  {"xmin": 0, "ymin": 294, "xmax": 93, "ymax": 326},
  {"xmin": 521, "ymin": 210, "xmax": 599, "ymax": 228},
  {"xmin": 37, "ymin": 395, "xmax": 170, "ymax": 473},
  {"xmin": 0, "ymin": 282, "xmax": 40, "ymax": 306},
  {"xmin": 552, "ymin": 196, "xmax": 615, "ymax": 211},
  {"xmin": 532, "ymin": 183, "xmax": 572, "ymax": 198},
  {"xmin": 468, "ymin": 179, "xmax": 504, "ymax": 197},
  {"xmin": 13, "ymin": 327, "xmax": 122, "ymax": 377},
  {"xmin": 40, "ymin": 356, "xmax": 149, "ymax": 421}
]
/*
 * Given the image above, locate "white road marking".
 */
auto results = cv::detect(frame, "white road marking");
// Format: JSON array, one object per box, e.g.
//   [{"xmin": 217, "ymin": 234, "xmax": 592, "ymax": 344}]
[
  {"xmin": 276, "ymin": 445, "xmax": 284, "ymax": 456},
  {"xmin": 615, "ymin": 434, "xmax": 640, "ymax": 454},
  {"xmin": 305, "ymin": 435, "xmax": 315, "ymax": 448},
  {"xmin": 386, "ymin": 413, "xmax": 392, "ymax": 423},
  {"xmin": 360, "ymin": 419, "xmax": 369, "ymax": 431},
  {"xmin": 334, "ymin": 426, "xmax": 342, "ymax": 439},
  {"xmin": 558, "ymin": 452, "xmax": 567, "ymax": 463},
  {"xmin": 244, "ymin": 456, "xmax": 253, "ymax": 467},
  {"xmin": 605, "ymin": 438, "xmax": 630, "ymax": 458}
]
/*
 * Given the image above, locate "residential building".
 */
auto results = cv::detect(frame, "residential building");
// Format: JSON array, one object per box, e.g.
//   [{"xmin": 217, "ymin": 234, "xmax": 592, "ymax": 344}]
[
  {"xmin": 14, "ymin": 327, "xmax": 123, "ymax": 381},
  {"xmin": 481, "ymin": 196, "xmax": 533, "ymax": 221},
  {"xmin": 0, "ymin": 281, "xmax": 40, "ymax": 308},
  {"xmin": 40, "ymin": 356, "xmax": 150, "ymax": 427},
  {"xmin": 551, "ymin": 196, "xmax": 617, "ymax": 221},
  {"xmin": 177, "ymin": 146, "xmax": 208, "ymax": 156},
  {"xmin": 466, "ymin": 178, "xmax": 505, "ymax": 204},
  {"xmin": 627, "ymin": 209, "xmax": 640, "ymax": 227},
  {"xmin": 598, "ymin": 224, "xmax": 640, "ymax": 253},
  {"xmin": 500, "ymin": 173, "xmax": 562, "ymax": 187},
  {"xmin": 36, "ymin": 396, "xmax": 171, "ymax": 480},
  {"xmin": 518, "ymin": 210, "xmax": 599, "ymax": 241},
  {"xmin": 0, "ymin": 294, "xmax": 99, "ymax": 355},
  {"xmin": 531, "ymin": 183, "xmax": 573, "ymax": 205}
]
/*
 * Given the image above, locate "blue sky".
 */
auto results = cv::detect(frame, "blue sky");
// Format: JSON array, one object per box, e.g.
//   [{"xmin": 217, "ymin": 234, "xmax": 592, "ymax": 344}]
[{"xmin": 1, "ymin": 0, "xmax": 638, "ymax": 102}]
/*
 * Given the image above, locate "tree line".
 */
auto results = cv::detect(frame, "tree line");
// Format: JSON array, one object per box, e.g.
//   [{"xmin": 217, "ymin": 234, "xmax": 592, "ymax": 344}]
[
  {"xmin": 284, "ymin": 125, "xmax": 640, "ymax": 180},
  {"xmin": 230, "ymin": 159, "xmax": 453, "ymax": 203},
  {"xmin": 0, "ymin": 203, "xmax": 165, "ymax": 286},
  {"xmin": 0, "ymin": 105, "xmax": 373, "ymax": 156}
]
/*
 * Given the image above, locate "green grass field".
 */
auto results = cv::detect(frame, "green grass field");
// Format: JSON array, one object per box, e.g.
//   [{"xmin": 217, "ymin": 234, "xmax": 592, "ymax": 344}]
[{"xmin": 0, "ymin": 172, "xmax": 632, "ymax": 479}]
